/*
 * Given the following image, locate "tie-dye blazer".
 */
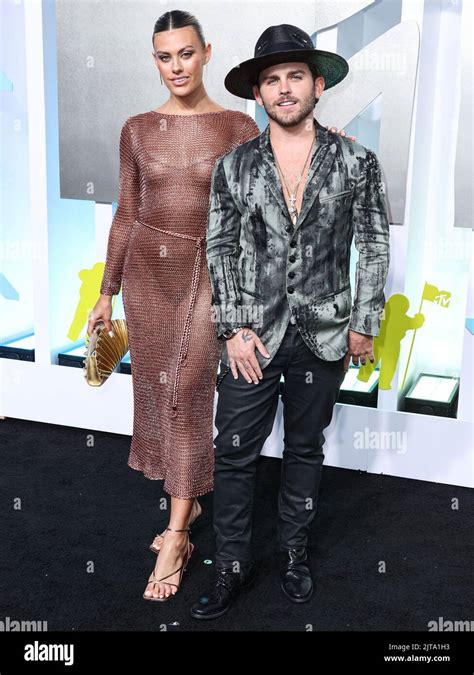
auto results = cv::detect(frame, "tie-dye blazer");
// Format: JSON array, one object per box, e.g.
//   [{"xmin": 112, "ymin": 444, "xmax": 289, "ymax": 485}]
[{"xmin": 206, "ymin": 117, "xmax": 390, "ymax": 369}]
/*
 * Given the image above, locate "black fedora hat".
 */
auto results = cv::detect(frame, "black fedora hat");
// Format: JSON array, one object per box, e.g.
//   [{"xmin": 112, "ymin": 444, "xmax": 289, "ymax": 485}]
[{"xmin": 224, "ymin": 24, "xmax": 349, "ymax": 100}]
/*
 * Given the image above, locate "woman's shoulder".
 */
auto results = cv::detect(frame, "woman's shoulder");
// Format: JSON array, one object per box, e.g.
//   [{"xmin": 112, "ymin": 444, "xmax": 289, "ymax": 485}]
[
  {"xmin": 121, "ymin": 109, "xmax": 260, "ymax": 148},
  {"xmin": 223, "ymin": 109, "xmax": 257, "ymax": 126},
  {"xmin": 225, "ymin": 110, "xmax": 261, "ymax": 144},
  {"xmin": 123, "ymin": 108, "xmax": 254, "ymax": 123},
  {"xmin": 125, "ymin": 110, "xmax": 158, "ymax": 125}
]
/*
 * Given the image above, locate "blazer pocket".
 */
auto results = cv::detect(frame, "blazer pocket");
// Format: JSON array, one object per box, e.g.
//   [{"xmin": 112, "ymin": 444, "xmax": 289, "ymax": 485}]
[
  {"xmin": 300, "ymin": 285, "xmax": 352, "ymax": 360},
  {"xmin": 319, "ymin": 188, "xmax": 353, "ymax": 203},
  {"xmin": 310, "ymin": 285, "xmax": 352, "ymax": 319},
  {"xmin": 238, "ymin": 286, "xmax": 264, "ymax": 301}
]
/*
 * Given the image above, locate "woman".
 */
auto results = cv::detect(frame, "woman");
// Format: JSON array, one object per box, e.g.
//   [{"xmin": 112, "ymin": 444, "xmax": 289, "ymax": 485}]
[{"xmin": 87, "ymin": 10, "xmax": 352, "ymax": 602}]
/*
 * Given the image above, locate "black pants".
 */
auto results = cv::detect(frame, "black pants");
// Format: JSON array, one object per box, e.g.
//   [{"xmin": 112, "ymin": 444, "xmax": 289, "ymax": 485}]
[{"xmin": 213, "ymin": 321, "xmax": 346, "ymax": 568}]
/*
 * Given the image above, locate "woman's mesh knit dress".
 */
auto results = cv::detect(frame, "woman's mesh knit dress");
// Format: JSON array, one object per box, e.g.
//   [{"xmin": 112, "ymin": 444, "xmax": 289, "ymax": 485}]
[{"xmin": 100, "ymin": 110, "xmax": 260, "ymax": 499}]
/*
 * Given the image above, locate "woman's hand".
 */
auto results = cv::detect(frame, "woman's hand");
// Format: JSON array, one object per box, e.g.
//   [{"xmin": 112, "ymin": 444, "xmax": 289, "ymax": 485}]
[
  {"xmin": 326, "ymin": 126, "xmax": 356, "ymax": 141},
  {"xmin": 87, "ymin": 295, "xmax": 113, "ymax": 338}
]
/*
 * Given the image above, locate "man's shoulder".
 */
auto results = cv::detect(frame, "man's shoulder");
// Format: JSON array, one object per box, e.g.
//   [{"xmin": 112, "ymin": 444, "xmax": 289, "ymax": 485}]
[{"xmin": 331, "ymin": 132, "xmax": 379, "ymax": 169}]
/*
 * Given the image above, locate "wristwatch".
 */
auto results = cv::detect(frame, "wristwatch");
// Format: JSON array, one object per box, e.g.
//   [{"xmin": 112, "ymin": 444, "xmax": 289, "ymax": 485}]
[{"xmin": 221, "ymin": 326, "xmax": 247, "ymax": 340}]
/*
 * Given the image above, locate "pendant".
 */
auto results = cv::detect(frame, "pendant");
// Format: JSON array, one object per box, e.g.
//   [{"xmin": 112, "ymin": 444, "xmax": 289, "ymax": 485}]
[{"xmin": 289, "ymin": 194, "xmax": 298, "ymax": 224}]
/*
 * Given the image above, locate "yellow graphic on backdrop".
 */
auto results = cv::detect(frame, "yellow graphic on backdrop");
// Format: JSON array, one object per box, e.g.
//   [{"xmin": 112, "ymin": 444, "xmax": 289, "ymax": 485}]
[
  {"xmin": 67, "ymin": 262, "xmax": 116, "ymax": 341},
  {"xmin": 357, "ymin": 294, "xmax": 424, "ymax": 390},
  {"xmin": 357, "ymin": 283, "xmax": 451, "ymax": 390},
  {"xmin": 400, "ymin": 282, "xmax": 451, "ymax": 388}
]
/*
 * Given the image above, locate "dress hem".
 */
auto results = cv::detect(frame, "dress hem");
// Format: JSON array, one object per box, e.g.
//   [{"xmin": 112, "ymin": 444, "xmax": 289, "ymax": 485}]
[{"xmin": 127, "ymin": 458, "xmax": 214, "ymax": 499}]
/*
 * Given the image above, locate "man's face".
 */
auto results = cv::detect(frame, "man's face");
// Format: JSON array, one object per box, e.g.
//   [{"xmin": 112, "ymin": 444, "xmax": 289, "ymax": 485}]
[{"xmin": 253, "ymin": 62, "xmax": 325, "ymax": 127}]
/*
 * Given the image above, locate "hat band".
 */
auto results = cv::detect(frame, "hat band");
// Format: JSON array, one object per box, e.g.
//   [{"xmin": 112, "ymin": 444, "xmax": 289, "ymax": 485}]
[{"xmin": 255, "ymin": 40, "xmax": 315, "ymax": 57}]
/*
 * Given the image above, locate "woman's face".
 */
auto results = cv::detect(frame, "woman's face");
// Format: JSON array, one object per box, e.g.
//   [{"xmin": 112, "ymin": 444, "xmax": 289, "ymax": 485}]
[{"xmin": 152, "ymin": 26, "xmax": 210, "ymax": 96}]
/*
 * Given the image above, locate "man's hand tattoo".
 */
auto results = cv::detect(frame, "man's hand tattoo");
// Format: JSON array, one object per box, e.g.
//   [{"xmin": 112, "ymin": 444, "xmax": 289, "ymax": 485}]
[{"xmin": 241, "ymin": 329, "xmax": 253, "ymax": 343}]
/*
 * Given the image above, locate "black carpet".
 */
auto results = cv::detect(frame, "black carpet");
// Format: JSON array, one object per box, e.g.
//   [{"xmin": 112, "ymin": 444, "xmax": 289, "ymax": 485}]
[{"xmin": 1, "ymin": 416, "xmax": 472, "ymax": 632}]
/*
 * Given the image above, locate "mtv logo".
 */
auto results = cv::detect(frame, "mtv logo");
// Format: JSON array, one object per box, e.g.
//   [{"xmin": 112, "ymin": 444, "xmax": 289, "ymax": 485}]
[{"xmin": 434, "ymin": 292, "xmax": 451, "ymax": 308}]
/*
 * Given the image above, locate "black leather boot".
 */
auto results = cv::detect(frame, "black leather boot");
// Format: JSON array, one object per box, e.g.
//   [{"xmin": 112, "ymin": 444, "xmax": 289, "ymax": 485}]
[
  {"xmin": 190, "ymin": 564, "xmax": 257, "ymax": 620},
  {"xmin": 280, "ymin": 548, "xmax": 313, "ymax": 603}
]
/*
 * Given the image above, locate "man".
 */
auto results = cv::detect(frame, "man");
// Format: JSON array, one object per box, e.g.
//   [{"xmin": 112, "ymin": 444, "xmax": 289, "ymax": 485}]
[{"xmin": 191, "ymin": 24, "xmax": 390, "ymax": 619}]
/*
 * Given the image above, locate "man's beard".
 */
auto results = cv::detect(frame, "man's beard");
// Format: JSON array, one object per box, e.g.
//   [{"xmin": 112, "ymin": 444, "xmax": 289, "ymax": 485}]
[{"xmin": 264, "ymin": 92, "xmax": 317, "ymax": 127}]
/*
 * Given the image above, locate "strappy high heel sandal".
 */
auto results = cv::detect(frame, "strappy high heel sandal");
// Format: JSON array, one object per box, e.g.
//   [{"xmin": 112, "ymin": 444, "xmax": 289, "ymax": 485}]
[
  {"xmin": 143, "ymin": 527, "xmax": 194, "ymax": 602},
  {"xmin": 149, "ymin": 499, "xmax": 202, "ymax": 555}
]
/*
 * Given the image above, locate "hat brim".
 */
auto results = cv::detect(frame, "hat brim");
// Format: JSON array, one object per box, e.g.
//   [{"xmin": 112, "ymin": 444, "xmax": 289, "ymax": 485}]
[{"xmin": 224, "ymin": 49, "xmax": 349, "ymax": 100}]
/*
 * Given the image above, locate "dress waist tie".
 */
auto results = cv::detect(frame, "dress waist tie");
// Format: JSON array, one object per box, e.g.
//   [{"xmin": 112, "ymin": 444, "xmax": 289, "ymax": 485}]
[{"xmin": 136, "ymin": 219, "xmax": 205, "ymax": 419}]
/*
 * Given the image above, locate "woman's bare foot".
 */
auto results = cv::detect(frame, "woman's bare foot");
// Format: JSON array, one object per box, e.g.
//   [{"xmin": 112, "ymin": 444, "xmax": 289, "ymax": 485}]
[
  {"xmin": 150, "ymin": 499, "xmax": 202, "ymax": 553},
  {"xmin": 143, "ymin": 529, "xmax": 193, "ymax": 600}
]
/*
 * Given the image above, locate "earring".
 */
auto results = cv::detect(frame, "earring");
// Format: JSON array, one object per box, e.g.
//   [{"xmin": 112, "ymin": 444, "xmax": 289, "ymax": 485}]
[{"xmin": 159, "ymin": 72, "xmax": 163, "ymax": 85}]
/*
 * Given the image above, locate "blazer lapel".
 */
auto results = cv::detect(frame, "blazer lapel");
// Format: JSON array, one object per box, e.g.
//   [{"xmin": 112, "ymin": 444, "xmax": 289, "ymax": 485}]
[
  {"xmin": 295, "ymin": 121, "xmax": 337, "ymax": 231},
  {"xmin": 258, "ymin": 129, "xmax": 291, "ymax": 221}
]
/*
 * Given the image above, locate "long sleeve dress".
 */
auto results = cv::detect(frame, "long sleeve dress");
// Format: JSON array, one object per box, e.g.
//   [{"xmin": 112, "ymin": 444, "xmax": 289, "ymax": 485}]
[{"xmin": 100, "ymin": 109, "xmax": 260, "ymax": 499}]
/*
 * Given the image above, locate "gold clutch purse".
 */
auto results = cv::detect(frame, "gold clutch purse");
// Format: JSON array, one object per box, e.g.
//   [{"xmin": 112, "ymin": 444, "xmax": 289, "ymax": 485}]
[{"xmin": 83, "ymin": 319, "xmax": 129, "ymax": 386}]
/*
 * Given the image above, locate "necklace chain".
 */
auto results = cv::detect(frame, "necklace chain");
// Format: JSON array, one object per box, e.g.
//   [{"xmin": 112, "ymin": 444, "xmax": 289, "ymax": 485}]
[{"xmin": 271, "ymin": 132, "xmax": 316, "ymax": 225}]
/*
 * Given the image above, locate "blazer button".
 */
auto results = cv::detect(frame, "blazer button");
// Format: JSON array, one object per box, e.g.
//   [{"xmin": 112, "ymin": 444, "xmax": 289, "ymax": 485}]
[
  {"xmin": 288, "ymin": 271, "xmax": 295, "ymax": 278},
  {"xmin": 285, "ymin": 225, "xmax": 292, "ymax": 233},
  {"xmin": 290, "ymin": 241, "xmax": 297, "ymax": 247},
  {"xmin": 288, "ymin": 255, "xmax": 296, "ymax": 263},
  {"xmin": 287, "ymin": 286, "xmax": 294, "ymax": 294}
]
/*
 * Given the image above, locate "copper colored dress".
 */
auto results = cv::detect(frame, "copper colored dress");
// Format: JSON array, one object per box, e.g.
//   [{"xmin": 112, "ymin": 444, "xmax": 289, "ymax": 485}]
[{"xmin": 100, "ymin": 110, "xmax": 260, "ymax": 499}]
